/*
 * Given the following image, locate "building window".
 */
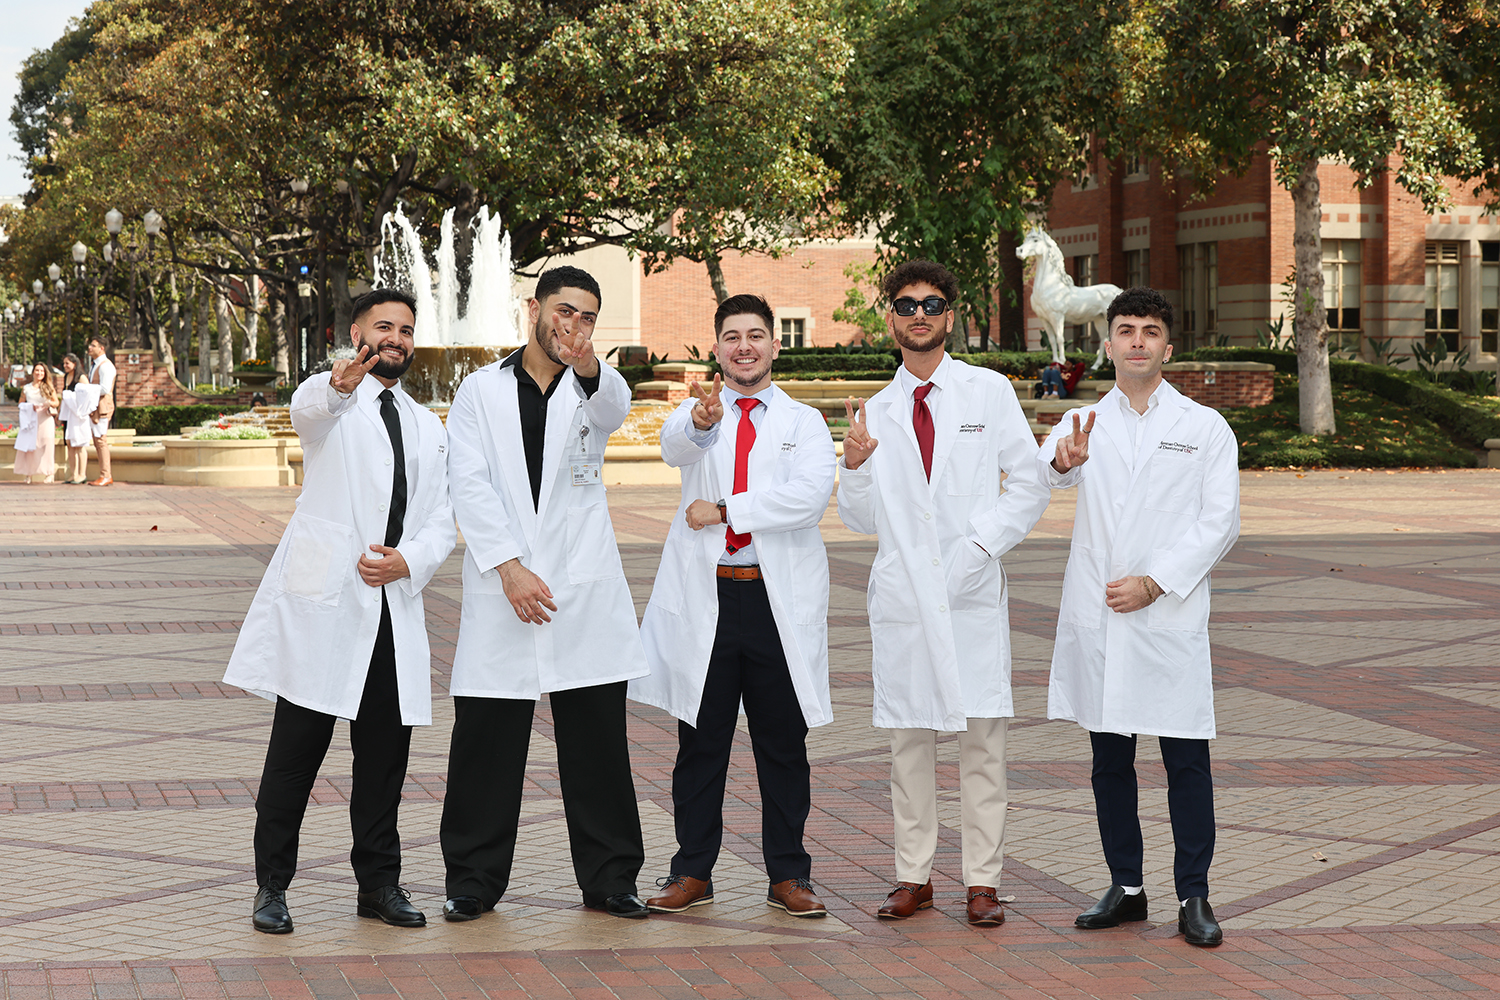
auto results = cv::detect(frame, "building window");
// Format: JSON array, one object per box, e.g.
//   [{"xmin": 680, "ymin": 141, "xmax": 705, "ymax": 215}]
[
  {"xmin": 1125, "ymin": 248, "xmax": 1150, "ymax": 288},
  {"xmin": 780, "ymin": 317, "xmax": 805, "ymax": 348},
  {"xmin": 1176, "ymin": 243, "xmax": 1217, "ymax": 349},
  {"xmin": 1425, "ymin": 242, "xmax": 1461, "ymax": 351},
  {"xmin": 1069, "ymin": 254, "xmax": 1099, "ymax": 350},
  {"xmin": 1321, "ymin": 240, "xmax": 1362, "ymax": 353},
  {"xmin": 1124, "ymin": 153, "xmax": 1146, "ymax": 178},
  {"xmin": 1482, "ymin": 243, "xmax": 1499, "ymax": 353}
]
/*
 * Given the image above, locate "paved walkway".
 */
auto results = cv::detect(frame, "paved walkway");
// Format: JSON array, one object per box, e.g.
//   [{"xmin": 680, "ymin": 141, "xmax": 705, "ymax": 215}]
[{"xmin": 0, "ymin": 469, "xmax": 1497, "ymax": 997}]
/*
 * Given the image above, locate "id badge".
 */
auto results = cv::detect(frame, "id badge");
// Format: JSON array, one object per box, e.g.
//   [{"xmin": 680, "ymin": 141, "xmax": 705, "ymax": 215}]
[{"xmin": 571, "ymin": 462, "xmax": 602, "ymax": 486}]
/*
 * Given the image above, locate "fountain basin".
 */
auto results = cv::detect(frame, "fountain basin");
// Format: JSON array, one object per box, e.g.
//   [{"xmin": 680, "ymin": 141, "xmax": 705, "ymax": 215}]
[{"xmin": 405, "ymin": 346, "xmax": 515, "ymax": 405}]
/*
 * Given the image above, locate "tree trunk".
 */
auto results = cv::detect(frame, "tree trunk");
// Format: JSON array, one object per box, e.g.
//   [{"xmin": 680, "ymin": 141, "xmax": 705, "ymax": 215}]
[
  {"xmin": 996, "ymin": 227, "xmax": 1026, "ymax": 351},
  {"xmin": 245, "ymin": 272, "xmax": 260, "ymax": 361},
  {"xmin": 1291, "ymin": 157, "xmax": 1335, "ymax": 435},
  {"xmin": 947, "ymin": 309, "xmax": 969, "ymax": 353},
  {"xmin": 214, "ymin": 278, "xmax": 232, "ymax": 380},
  {"xmin": 196, "ymin": 280, "xmax": 211, "ymax": 386},
  {"xmin": 329, "ymin": 255, "xmax": 354, "ymax": 351},
  {"xmin": 171, "ymin": 271, "xmax": 189, "ymax": 383},
  {"xmin": 272, "ymin": 285, "xmax": 290, "ymax": 377},
  {"xmin": 705, "ymin": 253, "xmax": 730, "ymax": 304}
]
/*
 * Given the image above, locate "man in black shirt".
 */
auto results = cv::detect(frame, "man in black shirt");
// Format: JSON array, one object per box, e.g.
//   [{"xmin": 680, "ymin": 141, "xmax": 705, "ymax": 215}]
[{"xmin": 440, "ymin": 266, "xmax": 652, "ymax": 921}]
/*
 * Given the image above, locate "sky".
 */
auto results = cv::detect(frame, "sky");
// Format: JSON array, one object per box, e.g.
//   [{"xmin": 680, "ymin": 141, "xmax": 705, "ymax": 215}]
[{"xmin": 0, "ymin": 0, "xmax": 93, "ymax": 199}]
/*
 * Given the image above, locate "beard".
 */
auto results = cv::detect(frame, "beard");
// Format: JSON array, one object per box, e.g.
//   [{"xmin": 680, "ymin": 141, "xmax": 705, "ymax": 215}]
[
  {"xmin": 892, "ymin": 323, "xmax": 947, "ymax": 354},
  {"xmin": 359, "ymin": 335, "xmax": 414, "ymax": 379},
  {"xmin": 532, "ymin": 315, "xmax": 566, "ymax": 365},
  {"xmin": 721, "ymin": 355, "xmax": 772, "ymax": 388}
]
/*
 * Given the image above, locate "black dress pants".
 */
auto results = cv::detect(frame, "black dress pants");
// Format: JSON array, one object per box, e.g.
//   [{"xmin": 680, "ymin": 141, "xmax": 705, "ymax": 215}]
[
  {"xmin": 1090, "ymin": 731, "xmax": 1215, "ymax": 900},
  {"xmin": 670, "ymin": 576, "xmax": 812, "ymax": 884},
  {"xmin": 441, "ymin": 680, "xmax": 644, "ymax": 908},
  {"xmin": 254, "ymin": 594, "xmax": 413, "ymax": 892}
]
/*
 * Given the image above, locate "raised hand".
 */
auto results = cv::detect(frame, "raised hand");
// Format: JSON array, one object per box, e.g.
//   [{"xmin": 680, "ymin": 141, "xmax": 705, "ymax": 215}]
[
  {"xmin": 554, "ymin": 312, "xmax": 600, "ymax": 377},
  {"xmin": 1052, "ymin": 410, "xmax": 1095, "ymax": 473},
  {"xmin": 498, "ymin": 557, "xmax": 557, "ymax": 625},
  {"xmin": 331, "ymin": 344, "xmax": 380, "ymax": 395},
  {"xmin": 842, "ymin": 397, "xmax": 879, "ymax": 470},
  {"xmin": 690, "ymin": 373, "xmax": 724, "ymax": 430}
]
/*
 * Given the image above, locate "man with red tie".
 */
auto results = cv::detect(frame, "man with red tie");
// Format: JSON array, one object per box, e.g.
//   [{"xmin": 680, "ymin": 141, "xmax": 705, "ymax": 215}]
[
  {"xmin": 632, "ymin": 294, "xmax": 837, "ymax": 917},
  {"xmin": 837, "ymin": 260, "xmax": 1049, "ymax": 925}
]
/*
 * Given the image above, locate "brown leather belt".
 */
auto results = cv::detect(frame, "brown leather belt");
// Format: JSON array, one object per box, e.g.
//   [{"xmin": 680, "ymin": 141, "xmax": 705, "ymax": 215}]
[{"xmin": 716, "ymin": 565, "xmax": 762, "ymax": 581}]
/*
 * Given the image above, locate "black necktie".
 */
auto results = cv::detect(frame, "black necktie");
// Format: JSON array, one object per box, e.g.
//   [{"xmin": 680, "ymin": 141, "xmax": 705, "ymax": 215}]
[{"xmin": 377, "ymin": 389, "xmax": 407, "ymax": 548}]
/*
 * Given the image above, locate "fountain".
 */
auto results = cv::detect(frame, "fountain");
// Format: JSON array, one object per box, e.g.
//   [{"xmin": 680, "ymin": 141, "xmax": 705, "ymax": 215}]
[{"xmin": 374, "ymin": 205, "xmax": 528, "ymax": 404}]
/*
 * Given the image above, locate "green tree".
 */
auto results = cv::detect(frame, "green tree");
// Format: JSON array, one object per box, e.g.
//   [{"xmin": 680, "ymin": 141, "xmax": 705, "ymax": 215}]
[
  {"xmin": 8, "ymin": 14, "xmax": 99, "ymax": 202},
  {"xmin": 821, "ymin": 0, "xmax": 1124, "ymax": 351},
  {"xmin": 1142, "ymin": 0, "xmax": 1483, "ymax": 435}
]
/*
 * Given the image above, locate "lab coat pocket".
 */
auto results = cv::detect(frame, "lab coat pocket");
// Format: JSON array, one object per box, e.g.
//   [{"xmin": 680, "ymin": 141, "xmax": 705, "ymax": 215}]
[
  {"xmin": 1058, "ymin": 545, "xmax": 1105, "ymax": 628},
  {"xmin": 1147, "ymin": 565, "xmax": 1210, "ymax": 632},
  {"xmin": 1144, "ymin": 453, "xmax": 1203, "ymax": 514},
  {"xmin": 946, "ymin": 442, "xmax": 988, "ymax": 496},
  {"xmin": 946, "ymin": 540, "xmax": 1000, "ymax": 612},
  {"xmin": 277, "ymin": 513, "xmax": 354, "ymax": 605},
  {"xmin": 867, "ymin": 550, "xmax": 918, "ymax": 624},
  {"xmin": 565, "ymin": 502, "xmax": 623, "ymax": 585}
]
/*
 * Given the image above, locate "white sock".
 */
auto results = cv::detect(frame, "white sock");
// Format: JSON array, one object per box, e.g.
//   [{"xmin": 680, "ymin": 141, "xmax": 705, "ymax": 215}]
[{"xmin": 1120, "ymin": 885, "xmax": 1143, "ymax": 895}]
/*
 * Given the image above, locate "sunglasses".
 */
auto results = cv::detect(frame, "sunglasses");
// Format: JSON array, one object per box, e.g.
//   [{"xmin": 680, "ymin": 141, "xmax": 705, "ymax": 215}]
[{"xmin": 892, "ymin": 296, "xmax": 949, "ymax": 317}]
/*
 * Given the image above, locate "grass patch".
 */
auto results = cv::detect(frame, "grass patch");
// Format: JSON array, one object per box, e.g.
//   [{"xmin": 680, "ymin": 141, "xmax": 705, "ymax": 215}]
[{"xmin": 1224, "ymin": 374, "xmax": 1478, "ymax": 469}]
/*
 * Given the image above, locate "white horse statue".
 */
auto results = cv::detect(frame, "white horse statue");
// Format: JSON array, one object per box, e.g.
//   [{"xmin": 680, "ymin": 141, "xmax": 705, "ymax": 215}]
[{"xmin": 1016, "ymin": 228, "xmax": 1122, "ymax": 367}]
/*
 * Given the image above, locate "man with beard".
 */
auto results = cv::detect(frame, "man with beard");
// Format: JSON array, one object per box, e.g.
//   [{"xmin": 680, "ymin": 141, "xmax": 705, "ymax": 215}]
[
  {"xmin": 633, "ymin": 294, "xmax": 836, "ymax": 917},
  {"xmin": 225, "ymin": 288, "xmax": 456, "ymax": 933},
  {"xmin": 439, "ymin": 266, "xmax": 652, "ymax": 921},
  {"xmin": 837, "ymin": 260, "xmax": 1049, "ymax": 925}
]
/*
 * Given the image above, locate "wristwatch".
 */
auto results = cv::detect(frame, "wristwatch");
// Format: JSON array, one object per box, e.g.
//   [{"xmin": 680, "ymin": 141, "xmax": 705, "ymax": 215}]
[{"xmin": 716, "ymin": 499, "xmax": 727, "ymax": 524}]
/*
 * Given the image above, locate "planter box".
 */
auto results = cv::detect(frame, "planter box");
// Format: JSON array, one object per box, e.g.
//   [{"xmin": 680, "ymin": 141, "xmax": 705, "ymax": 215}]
[
  {"xmin": 0, "ymin": 429, "xmax": 139, "ymax": 482},
  {"xmin": 163, "ymin": 438, "xmax": 294, "ymax": 487}
]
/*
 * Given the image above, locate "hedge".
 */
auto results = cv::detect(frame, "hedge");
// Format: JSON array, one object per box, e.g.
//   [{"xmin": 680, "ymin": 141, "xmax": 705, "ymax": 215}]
[
  {"xmin": 771, "ymin": 370, "xmax": 899, "ymax": 382},
  {"xmin": 773, "ymin": 353, "xmax": 897, "ymax": 373},
  {"xmin": 955, "ymin": 351, "xmax": 1106, "ymax": 379},
  {"xmin": 1177, "ymin": 346, "xmax": 1299, "ymax": 373},
  {"xmin": 114, "ymin": 404, "xmax": 251, "ymax": 436}
]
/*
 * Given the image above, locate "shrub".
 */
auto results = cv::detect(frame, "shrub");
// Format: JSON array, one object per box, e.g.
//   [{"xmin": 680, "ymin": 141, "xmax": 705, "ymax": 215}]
[
  {"xmin": 955, "ymin": 351, "xmax": 1105, "ymax": 379},
  {"xmin": 771, "ymin": 370, "xmax": 901, "ymax": 382},
  {"xmin": 114, "ymin": 404, "xmax": 251, "ymax": 436},
  {"xmin": 773, "ymin": 353, "xmax": 897, "ymax": 373},
  {"xmin": 189, "ymin": 426, "xmax": 270, "ymax": 440}
]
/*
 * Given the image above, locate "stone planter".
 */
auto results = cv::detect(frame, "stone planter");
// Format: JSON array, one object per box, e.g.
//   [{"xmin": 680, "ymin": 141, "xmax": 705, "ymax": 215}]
[
  {"xmin": 0, "ymin": 429, "xmax": 138, "ymax": 482},
  {"xmin": 163, "ymin": 438, "xmax": 294, "ymax": 487}
]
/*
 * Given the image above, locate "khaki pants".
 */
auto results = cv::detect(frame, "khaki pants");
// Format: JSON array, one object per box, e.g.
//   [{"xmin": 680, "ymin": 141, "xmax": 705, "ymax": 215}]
[{"xmin": 889, "ymin": 717, "xmax": 1008, "ymax": 887}]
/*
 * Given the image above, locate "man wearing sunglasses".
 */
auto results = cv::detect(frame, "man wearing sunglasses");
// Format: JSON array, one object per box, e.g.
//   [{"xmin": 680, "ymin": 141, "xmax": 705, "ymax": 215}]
[{"xmin": 837, "ymin": 260, "xmax": 1049, "ymax": 926}]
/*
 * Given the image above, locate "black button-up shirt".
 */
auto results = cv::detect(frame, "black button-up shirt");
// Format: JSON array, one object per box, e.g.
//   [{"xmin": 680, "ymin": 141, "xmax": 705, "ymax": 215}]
[{"xmin": 501, "ymin": 349, "xmax": 601, "ymax": 510}]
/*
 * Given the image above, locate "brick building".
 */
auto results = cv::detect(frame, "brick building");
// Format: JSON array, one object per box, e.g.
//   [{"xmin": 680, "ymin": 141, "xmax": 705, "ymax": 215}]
[{"xmin": 1035, "ymin": 152, "xmax": 1499, "ymax": 360}]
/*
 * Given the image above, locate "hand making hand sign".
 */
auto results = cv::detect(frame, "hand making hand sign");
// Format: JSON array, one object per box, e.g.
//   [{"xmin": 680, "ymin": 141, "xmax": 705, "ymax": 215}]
[
  {"xmin": 330, "ymin": 345, "xmax": 381, "ymax": 395},
  {"xmin": 554, "ymin": 312, "xmax": 600, "ymax": 378},
  {"xmin": 842, "ymin": 397, "xmax": 879, "ymax": 471},
  {"xmin": 689, "ymin": 373, "xmax": 724, "ymax": 430},
  {"xmin": 1051, "ymin": 410, "xmax": 1095, "ymax": 473}
]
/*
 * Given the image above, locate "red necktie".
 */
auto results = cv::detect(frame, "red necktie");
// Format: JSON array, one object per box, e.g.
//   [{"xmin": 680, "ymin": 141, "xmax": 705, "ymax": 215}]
[
  {"xmin": 913, "ymin": 383, "xmax": 934, "ymax": 481},
  {"xmin": 725, "ymin": 397, "xmax": 759, "ymax": 553}
]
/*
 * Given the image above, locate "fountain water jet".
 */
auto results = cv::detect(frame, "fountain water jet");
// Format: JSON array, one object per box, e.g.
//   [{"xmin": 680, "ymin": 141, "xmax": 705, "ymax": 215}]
[{"xmin": 374, "ymin": 205, "xmax": 527, "ymax": 404}]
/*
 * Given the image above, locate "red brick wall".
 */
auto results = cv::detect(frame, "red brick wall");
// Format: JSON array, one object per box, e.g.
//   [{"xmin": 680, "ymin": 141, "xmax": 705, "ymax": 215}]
[
  {"xmin": 114, "ymin": 354, "xmax": 262, "ymax": 408},
  {"xmin": 640, "ymin": 245, "xmax": 879, "ymax": 359},
  {"xmin": 1162, "ymin": 369, "xmax": 1273, "ymax": 408}
]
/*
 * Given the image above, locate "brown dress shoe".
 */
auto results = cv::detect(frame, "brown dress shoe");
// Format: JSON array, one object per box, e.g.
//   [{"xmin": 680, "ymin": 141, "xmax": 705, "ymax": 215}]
[
  {"xmin": 766, "ymin": 877, "xmax": 826, "ymax": 918},
  {"xmin": 645, "ymin": 874, "xmax": 713, "ymax": 913},
  {"xmin": 966, "ymin": 886, "xmax": 1005, "ymax": 926},
  {"xmin": 876, "ymin": 881, "xmax": 934, "ymax": 919}
]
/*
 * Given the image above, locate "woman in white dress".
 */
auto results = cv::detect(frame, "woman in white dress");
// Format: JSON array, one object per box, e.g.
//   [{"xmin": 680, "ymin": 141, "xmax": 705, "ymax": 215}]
[
  {"xmin": 59, "ymin": 354, "xmax": 89, "ymax": 484},
  {"xmin": 16, "ymin": 363, "xmax": 59, "ymax": 484}
]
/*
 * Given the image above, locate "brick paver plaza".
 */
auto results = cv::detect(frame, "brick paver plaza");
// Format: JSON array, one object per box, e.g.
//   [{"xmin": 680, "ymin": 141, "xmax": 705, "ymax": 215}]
[{"xmin": 0, "ymin": 469, "xmax": 1498, "ymax": 997}]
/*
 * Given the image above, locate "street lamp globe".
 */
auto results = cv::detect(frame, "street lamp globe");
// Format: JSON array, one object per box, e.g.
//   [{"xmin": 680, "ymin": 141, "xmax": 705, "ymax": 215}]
[
  {"xmin": 105, "ymin": 208, "xmax": 124, "ymax": 235},
  {"xmin": 143, "ymin": 209, "xmax": 163, "ymax": 236},
  {"xmin": 55, "ymin": 279, "xmax": 66, "ymax": 294},
  {"xmin": 72, "ymin": 242, "xmax": 88, "ymax": 264},
  {"xmin": 290, "ymin": 177, "xmax": 309, "ymax": 195},
  {"xmin": 102, "ymin": 242, "xmax": 114, "ymax": 264},
  {"xmin": 21, "ymin": 293, "xmax": 31, "ymax": 306},
  {"xmin": 32, "ymin": 280, "xmax": 43, "ymax": 296},
  {"xmin": 47, "ymin": 263, "xmax": 61, "ymax": 282}
]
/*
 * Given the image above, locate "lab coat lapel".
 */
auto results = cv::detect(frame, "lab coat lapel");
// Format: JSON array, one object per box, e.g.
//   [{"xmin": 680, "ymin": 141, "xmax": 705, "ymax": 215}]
[
  {"xmin": 490, "ymin": 367, "xmax": 537, "ymax": 539},
  {"xmin": 535, "ymin": 369, "xmax": 580, "ymax": 522},
  {"xmin": 1137, "ymin": 385, "xmax": 1193, "ymax": 487},
  {"xmin": 926, "ymin": 369, "xmax": 963, "ymax": 496}
]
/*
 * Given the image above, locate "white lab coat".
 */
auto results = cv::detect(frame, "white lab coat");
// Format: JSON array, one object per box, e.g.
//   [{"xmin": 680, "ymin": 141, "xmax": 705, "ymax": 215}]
[
  {"xmin": 837, "ymin": 357, "xmax": 1050, "ymax": 731},
  {"xmin": 1039, "ymin": 381, "xmax": 1240, "ymax": 739},
  {"xmin": 446, "ymin": 359, "xmax": 649, "ymax": 698},
  {"xmin": 223, "ymin": 373, "xmax": 456, "ymax": 725},
  {"xmin": 632, "ymin": 386, "xmax": 837, "ymax": 728}
]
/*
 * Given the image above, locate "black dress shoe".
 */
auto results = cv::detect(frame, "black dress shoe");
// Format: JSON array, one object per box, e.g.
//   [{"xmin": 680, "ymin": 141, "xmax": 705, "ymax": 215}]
[
  {"xmin": 356, "ymin": 885, "xmax": 427, "ymax": 927},
  {"xmin": 592, "ymin": 892, "xmax": 649, "ymax": 918},
  {"xmin": 252, "ymin": 882, "xmax": 293, "ymax": 934},
  {"xmin": 1075, "ymin": 886, "xmax": 1149, "ymax": 928},
  {"xmin": 442, "ymin": 895, "xmax": 489, "ymax": 922},
  {"xmin": 1179, "ymin": 897, "xmax": 1223, "ymax": 946}
]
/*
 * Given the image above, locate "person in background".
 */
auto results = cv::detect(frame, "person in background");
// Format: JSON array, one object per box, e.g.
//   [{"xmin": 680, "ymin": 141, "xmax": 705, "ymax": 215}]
[
  {"xmin": 59, "ymin": 354, "xmax": 89, "ymax": 484},
  {"xmin": 85, "ymin": 336, "xmax": 116, "ymax": 487},
  {"xmin": 16, "ymin": 362, "xmax": 59, "ymax": 484}
]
